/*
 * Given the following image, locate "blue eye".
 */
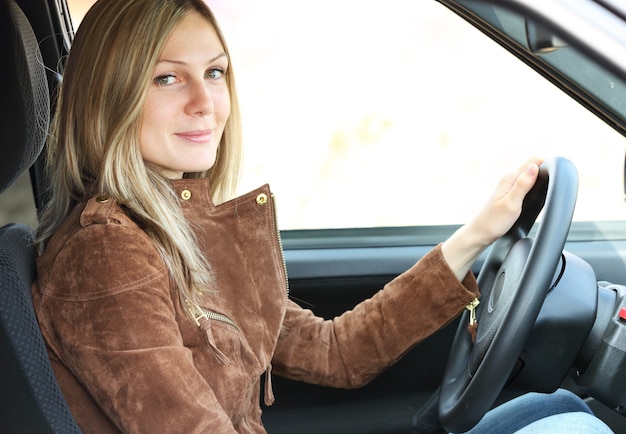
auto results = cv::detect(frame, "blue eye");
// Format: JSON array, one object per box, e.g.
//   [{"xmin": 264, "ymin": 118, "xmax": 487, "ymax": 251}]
[{"xmin": 154, "ymin": 74, "xmax": 177, "ymax": 86}]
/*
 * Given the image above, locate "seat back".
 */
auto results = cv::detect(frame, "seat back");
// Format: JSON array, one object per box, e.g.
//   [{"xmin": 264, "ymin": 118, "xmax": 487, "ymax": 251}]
[
  {"xmin": 0, "ymin": 0, "xmax": 81, "ymax": 432},
  {"xmin": 0, "ymin": 224, "xmax": 81, "ymax": 433}
]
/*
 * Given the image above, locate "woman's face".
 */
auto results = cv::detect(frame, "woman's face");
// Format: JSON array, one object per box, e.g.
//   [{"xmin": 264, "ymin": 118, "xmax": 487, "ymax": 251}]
[{"xmin": 140, "ymin": 11, "xmax": 230, "ymax": 179}]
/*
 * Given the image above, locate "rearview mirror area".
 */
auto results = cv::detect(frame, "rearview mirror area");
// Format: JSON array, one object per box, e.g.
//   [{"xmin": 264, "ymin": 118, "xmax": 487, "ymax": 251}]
[{"xmin": 526, "ymin": 19, "xmax": 568, "ymax": 53}]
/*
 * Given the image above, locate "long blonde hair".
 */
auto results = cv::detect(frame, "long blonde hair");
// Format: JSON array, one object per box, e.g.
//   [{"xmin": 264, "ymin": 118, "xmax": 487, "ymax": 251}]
[{"xmin": 36, "ymin": 0, "xmax": 243, "ymax": 314}]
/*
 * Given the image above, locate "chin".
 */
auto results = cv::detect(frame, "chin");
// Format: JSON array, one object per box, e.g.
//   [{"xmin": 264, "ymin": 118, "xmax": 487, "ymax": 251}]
[
  {"xmin": 188, "ymin": 163, "xmax": 216, "ymax": 174},
  {"xmin": 185, "ymin": 156, "xmax": 217, "ymax": 172}
]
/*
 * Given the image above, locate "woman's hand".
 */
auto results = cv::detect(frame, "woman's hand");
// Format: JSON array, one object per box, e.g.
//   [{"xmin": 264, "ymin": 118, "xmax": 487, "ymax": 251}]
[{"xmin": 441, "ymin": 157, "xmax": 543, "ymax": 281}]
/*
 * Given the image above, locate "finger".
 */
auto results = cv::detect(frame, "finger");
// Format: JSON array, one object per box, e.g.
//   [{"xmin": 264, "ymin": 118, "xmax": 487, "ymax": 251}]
[
  {"xmin": 498, "ymin": 157, "xmax": 544, "ymax": 195},
  {"xmin": 506, "ymin": 162, "xmax": 539, "ymax": 203},
  {"xmin": 516, "ymin": 156, "xmax": 545, "ymax": 173}
]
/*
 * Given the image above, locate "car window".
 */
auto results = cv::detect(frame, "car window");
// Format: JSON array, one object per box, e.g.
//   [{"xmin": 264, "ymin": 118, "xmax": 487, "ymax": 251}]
[
  {"xmin": 6, "ymin": 0, "xmax": 624, "ymax": 231},
  {"xmin": 217, "ymin": 0, "xmax": 626, "ymax": 230}
]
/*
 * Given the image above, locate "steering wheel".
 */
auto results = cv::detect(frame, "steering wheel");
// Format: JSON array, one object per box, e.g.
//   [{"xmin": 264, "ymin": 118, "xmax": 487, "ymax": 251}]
[{"xmin": 438, "ymin": 157, "xmax": 578, "ymax": 433}]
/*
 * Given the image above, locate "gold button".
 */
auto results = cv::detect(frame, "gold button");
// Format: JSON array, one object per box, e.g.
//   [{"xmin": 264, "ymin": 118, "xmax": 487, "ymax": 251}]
[
  {"xmin": 256, "ymin": 193, "xmax": 267, "ymax": 205},
  {"xmin": 181, "ymin": 190, "xmax": 192, "ymax": 200},
  {"xmin": 95, "ymin": 195, "xmax": 109, "ymax": 203}
]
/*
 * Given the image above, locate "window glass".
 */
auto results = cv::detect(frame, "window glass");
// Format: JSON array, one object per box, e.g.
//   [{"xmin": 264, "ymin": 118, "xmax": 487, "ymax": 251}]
[{"xmin": 65, "ymin": 0, "xmax": 626, "ymax": 230}]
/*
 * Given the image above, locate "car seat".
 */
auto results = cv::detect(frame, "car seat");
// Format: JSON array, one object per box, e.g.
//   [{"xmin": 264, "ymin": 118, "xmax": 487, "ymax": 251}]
[{"xmin": 0, "ymin": 0, "xmax": 81, "ymax": 432}]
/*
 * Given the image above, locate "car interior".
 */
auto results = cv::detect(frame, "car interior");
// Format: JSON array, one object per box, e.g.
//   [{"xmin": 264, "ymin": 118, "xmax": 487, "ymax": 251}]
[{"xmin": 3, "ymin": 0, "xmax": 626, "ymax": 433}]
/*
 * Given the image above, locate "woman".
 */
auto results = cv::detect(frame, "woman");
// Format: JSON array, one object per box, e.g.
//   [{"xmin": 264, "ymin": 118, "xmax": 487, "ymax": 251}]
[{"xmin": 31, "ymin": 0, "xmax": 612, "ymax": 432}]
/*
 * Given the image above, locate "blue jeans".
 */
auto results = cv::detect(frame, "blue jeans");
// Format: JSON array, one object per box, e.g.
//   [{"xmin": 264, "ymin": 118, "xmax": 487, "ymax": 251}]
[{"xmin": 461, "ymin": 389, "xmax": 614, "ymax": 433}]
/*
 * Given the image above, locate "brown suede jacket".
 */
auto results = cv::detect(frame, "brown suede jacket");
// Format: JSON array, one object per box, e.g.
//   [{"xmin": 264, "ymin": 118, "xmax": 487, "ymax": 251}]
[{"xmin": 31, "ymin": 178, "xmax": 480, "ymax": 433}]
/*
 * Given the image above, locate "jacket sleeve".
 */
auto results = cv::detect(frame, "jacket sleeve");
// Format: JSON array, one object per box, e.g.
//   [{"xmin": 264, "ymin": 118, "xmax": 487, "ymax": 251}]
[
  {"xmin": 271, "ymin": 243, "xmax": 480, "ymax": 388},
  {"xmin": 35, "ymin": 223, "xmax": 237, "ymax": 434}
]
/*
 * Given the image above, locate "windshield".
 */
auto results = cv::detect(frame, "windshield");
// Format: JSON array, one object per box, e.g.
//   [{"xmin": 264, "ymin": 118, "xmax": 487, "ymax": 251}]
[{"xmin": 7, "ymin": 0, "xmax": 625, "ymax": 232}]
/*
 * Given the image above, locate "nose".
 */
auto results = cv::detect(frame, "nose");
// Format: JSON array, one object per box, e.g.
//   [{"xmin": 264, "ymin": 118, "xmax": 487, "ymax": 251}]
[{"xmin": 185, "ymin": 79, "xmax": 214, "ymax": 117}]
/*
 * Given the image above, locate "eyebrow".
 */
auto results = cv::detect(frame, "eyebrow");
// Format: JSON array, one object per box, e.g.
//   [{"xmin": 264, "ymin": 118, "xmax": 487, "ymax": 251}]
[{"xmin": 157, "ymin": 52, "xmax": 228, "ymax": 66}]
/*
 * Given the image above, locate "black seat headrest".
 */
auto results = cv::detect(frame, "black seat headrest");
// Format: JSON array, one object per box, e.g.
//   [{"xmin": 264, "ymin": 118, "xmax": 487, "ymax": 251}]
[{"xmin": 0, "ymin": 0, "xmax": 50, "ymax": 193}]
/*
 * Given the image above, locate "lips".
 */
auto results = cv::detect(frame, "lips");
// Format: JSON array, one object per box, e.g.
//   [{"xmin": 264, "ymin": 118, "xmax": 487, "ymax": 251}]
[{"xmin": 175, "ymin": 130, "xmax": 213, "ymax": 143}]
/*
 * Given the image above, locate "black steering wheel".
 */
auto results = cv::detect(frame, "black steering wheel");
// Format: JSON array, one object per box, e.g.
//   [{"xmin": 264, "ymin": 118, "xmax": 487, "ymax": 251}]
[{"xmin": 438, "ymin": 157, "xmax": 578, "ymax": 433}]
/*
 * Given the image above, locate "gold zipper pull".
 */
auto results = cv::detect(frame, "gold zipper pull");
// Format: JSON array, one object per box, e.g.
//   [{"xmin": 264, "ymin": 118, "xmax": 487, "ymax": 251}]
[
  {"xmin": 186, "ymin": 299, "xmax": 231, "ymax": 365},
  {"xmin": 186, "ymin": 299, "xmax": 208, "ymax": 326},
  {"xmin": 466, "ymin": 298, "xmax": 480, "ymax": 343}
]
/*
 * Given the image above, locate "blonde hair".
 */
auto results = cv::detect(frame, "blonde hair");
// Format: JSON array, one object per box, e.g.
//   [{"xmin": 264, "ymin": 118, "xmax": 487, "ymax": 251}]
[{"xmin": 36, "ymin": 0, "xmax": 243, "ymax": 315}]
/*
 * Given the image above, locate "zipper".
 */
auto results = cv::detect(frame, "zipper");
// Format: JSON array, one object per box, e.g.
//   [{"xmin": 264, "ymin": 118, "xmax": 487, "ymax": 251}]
[
  {"xmin": 466, "ymin": 297, "xmax": 480, "ymax": 343},
  {"xmin": 186, "ymin": 299, "xmax": 239, "ymax": 331},
  {"xmin": 270, "ymin": 193, "xmax": 290, "ymax": 298},
  {"xmin": 185, "ymin": 299, "xmax": 234, "ymax": 365}
]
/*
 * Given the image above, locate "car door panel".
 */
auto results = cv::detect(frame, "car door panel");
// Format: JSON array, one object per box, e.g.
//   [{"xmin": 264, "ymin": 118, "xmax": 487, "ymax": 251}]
[{"xmin": 264, "ymin": 223, "xmax": 626, "ymax": 433}]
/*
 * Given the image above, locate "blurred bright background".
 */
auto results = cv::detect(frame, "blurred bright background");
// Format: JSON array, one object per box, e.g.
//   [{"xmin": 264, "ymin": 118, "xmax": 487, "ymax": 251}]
[{"xmin": 2, "ymin": 0, "xmax": 624, "ymax": 230}]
